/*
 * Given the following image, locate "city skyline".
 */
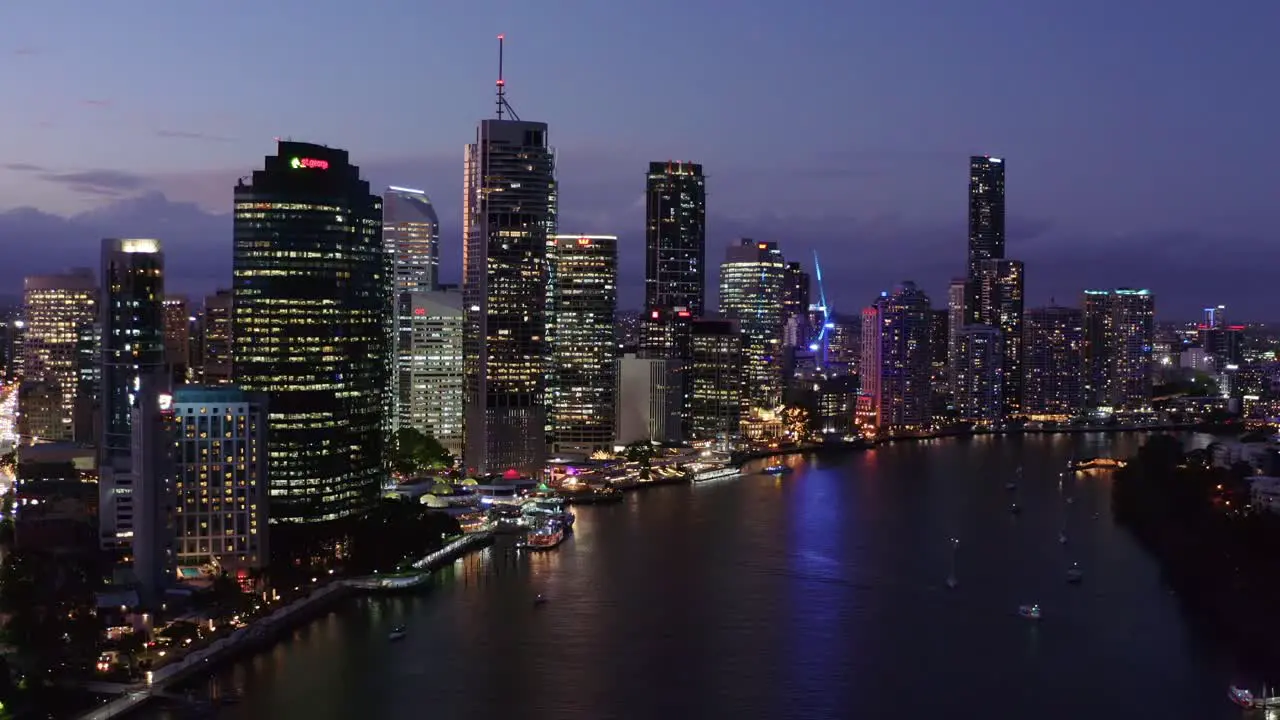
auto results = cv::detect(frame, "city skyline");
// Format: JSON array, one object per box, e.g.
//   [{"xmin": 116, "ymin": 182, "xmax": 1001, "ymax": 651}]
[{"xmin": 0, "ymin": 2, "xmax": 1277, "ymax": 318}]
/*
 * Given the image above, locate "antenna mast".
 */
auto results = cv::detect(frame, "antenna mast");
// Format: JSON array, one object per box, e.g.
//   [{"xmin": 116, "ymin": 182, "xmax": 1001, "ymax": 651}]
[{"xmin": 495, "ymin": 34, "xmax": 520, "ymax": 121}]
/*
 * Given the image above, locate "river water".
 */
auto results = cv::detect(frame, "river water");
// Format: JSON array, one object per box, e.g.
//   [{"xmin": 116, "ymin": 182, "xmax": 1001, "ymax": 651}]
[{"xmin": 140, "ymin": 432, "xmax": 1254, "ymax": 720}]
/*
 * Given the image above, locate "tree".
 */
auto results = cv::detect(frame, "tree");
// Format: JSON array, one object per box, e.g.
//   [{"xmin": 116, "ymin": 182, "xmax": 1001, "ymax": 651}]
[
  {"xmin": 388, "ymin": 428, "xmax": 454, "ymax": 479},
  {"xmin": 624, "ymin": 441, "xmax": 656, "ymax": 479}
]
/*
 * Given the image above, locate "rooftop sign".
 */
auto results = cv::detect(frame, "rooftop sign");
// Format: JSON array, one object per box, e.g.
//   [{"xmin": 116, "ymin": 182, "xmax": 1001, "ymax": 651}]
[{"xmin": 290, "ymin": 157, "xmax": 329, "ymax": 170}]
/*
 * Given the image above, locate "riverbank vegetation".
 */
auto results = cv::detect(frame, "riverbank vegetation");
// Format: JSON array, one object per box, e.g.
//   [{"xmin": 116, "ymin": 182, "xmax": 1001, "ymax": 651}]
[{"xmin": 1113, "ymin": 434, "xmax": 1280, "ymax": 668}]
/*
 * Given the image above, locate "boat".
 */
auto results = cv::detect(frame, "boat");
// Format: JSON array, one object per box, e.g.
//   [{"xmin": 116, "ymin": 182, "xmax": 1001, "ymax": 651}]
[
  {"xmin": 945, "ymin": 537, "xmax": 959, "ymax": 589},
  {"xmin": 1058, "ymin": 531, "xmax": 1068, "ymax": 544},
  {"xmin": 534, "ymin": 594, "xmax": 547, "ymax": 606},
  {"xmin": 521, "ymin": 523, "xmax": 566, "ymax": 550},
  {"xmin": 1009, "ymin": 503, "xmax": 1021, "ymax": 515},
  {"xmin": 1066, "ymin": 563, "xmax": 1083, "ymax": 583},
  {"xmin": 690, "ymin": 465, "xmax": 741, "ymax": 483},
  {"xmin": 1229, "ymin": 686, "xmax": 1254, "ymax": 708},
  {"xmin": 1017, "ymin": 604, "xmax": 1042, "ymax": 620},
  {"xmin": 388, "ymin": 626, "xmax": 407, "ymax": 641},
  {"xmin": 763, "ymin": 465, "xmax": 792, "ymax": 475}
]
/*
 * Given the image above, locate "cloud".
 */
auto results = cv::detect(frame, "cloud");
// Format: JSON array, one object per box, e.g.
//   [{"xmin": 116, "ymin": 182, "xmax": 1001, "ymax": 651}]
[
  {"xmin": 81, "ymin": 99, "xmax": 112, "ymax": 108},
  {"xmin": 2, "ymin": 163, "xmax": 47, "ymax": 173},
  {"xmin": 37, "ymin": 169, "xmax": 149, "ymax": 197},
  {"xmin": 12, "ymin": 47, "xmax": 39, "ymax": 56},
  {"xmin": 155, "ymin": 129, "xmax": 235, "ymax": 143}
]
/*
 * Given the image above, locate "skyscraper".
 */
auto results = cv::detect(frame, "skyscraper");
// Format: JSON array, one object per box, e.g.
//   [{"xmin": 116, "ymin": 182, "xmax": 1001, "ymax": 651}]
[
  {"xmin": 1082, "ymin": 289, "xmax": 1155, "ymax": 410},
  {"xmin": 975, "ymin": 258, "xmax": 1025, "ymax": 416},
  {"xmin": 640, "ymin": 161, "xmax": 705, "ymax": 359},
  {"xmin": 719, "ymin": 239, "xmax": 786, "ymax": 411},
  {"xmin": 550, "ymin": 235, "xmax": 618, "ymax": 455},
  {"xmin": 1023, "ymin": 305, "xmax": 1084, "ymax": 416},
  {"xmin": 383, "ymin": 186, "xmax": 440, "ymax": 293},
  {"xmin": 21, "ymin": 270, "xmax": 97, "ymax": 442},
  {"xmin": 397, "ymin": 289, "xmax": 464, "ymax": 459},
  {"xmin": 946, "ymin": 277, "xmax": 967, "ymax": 390},
  {"xmin": 463, "ymin": 119, "xmax": 557, "ymax": 477},
  {"xmin": 860, "ymin": 282, "xmax": 933, "ymax": 432},
  {"xmin": 967, "ymin": 156, "xmax": 1006, "ymax": 324},
  {"xmin": 100, "ymin": 238, "xmax": 166, "ymax": 467},
  {"xmin": 201, "ymin": 290, "xmax": 233, "ymax": 384},
  {"xmin": 162, "ymin": 296, "xmax": 190, "ymax": 383},
  {"xmin": 782, "ymin": 261, "xmax": 811, "ymax": 326},
  {"xmin": 232, "ymin": 141, "xmax": 388, "ymax": 525},
  {"xmin": 952, "ymin": 326, "xmax": 1003, "ymax": 425},
  {"xmin": 687, "ymin": 319, "xmax": 741, "ymax": 444}
]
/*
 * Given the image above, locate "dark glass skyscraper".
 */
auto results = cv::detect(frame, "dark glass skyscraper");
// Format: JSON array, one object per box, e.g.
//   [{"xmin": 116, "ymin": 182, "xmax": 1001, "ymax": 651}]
[
  {"xmin": 463, "ymin": 119, "xmax": 557, "ymax": 477},
  {"xmin": 100, "ymin": 238, "xmax": 165, "ymax": 466},
  {"xmin": 967, "ymin": 156, "xmax": 1006, "ymax": 324},
  {"xmin": 975, "ymin": 258, "xmax": 1024, "ymax": 416},
  {"xmin": 232, "ymin": 141, "xmax": 388, "ymax": 525},
  {"xmin": 641, "ymin": 161, "xmax": 706, "ymax": 356}
]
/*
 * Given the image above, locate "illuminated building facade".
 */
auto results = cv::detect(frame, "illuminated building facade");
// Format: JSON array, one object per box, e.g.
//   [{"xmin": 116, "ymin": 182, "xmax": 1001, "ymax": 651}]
[
  {"xmin": 1022, "ymin": 305, "xmax": 1084, "ymax": 416},
  {"xmin": 163, "ymin": 296, "xmax": 190, "ymax": 383},
  {"xmin": 100, "ymin": 238, "xmax": 166, "ymax": 467},
  {"xmin": 967, "ymin": 156, "xmax": 1005, "ymax": 324},
  {"xmin": 718, "ymin": 239, "xmax": 786, "ymax": 410},
  {"xmin": 1082, "ymin": 288, "xmax": 1155, "ymax": 410},
  {"xmin": 688, "ymin": 319, "xmax": 741, "ymax": 443},
  {"xmin": 396, "ymin": 289, "xmax": 464, "ymax": 460},
  {"xmin": 383, "ymin": 186, "xmax": 440, "ymax": 293},
  {"xmin": 167, "ymin": 386, "xmax": 269, "ymax": 574},
  {"xmin": 463, "ymin": 120, "xmax": 557, "ymax": 477},
  {"xmin": 201, "ymin": 290, "xmax": 233, "ymax": 384},
  {"xmin": 550, "ymin": 235, "xmax": 617, "ymax": 455},
  {"xmin": 929, "ymin": 309, "xmax": 949, "ymax": 391},
  {"xmin": 860, "ymin": 283, "xmax": 933, "ymax": 431},
  {"xmin": 20, "ymin": 270, "xmax": 97, "ymax": 443},
  {"xmin": 952, "ymin": 326, "xmax": 1003, "ymax": 425},
  {"xmin": 232, "ymin": 140, "xmax": 388, "ymax": 524},
  {"xmin": 976, "ymin": 259, "xmax": 1024, "ymax": 416},
  {"xmin": 1199, "ymin": 305, "xmax": 1243, "ymax": 369},
  {"xmin": 946, "ymin": 277, "xmax": 966, "ymax": 390},
  {"xmin": 782, "ymin": 261, "xmax": 811, "ymax": 343},
  {"xmin": 641, "ymin": 161, "xmax": 705, "ymax": 353},
  {"xmin": 616, "ymin": 354, "xmax": 681, "ymax": 445}
]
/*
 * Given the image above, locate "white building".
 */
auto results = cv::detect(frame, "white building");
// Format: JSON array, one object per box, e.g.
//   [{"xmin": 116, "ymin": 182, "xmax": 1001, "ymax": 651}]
[
  {"xmin": 616, "ymin": 354, "xmax": 680, "ymax": 445},
  {"xmin": 397, "ymin": 289, "xmax": 463, "ymax": 459}
]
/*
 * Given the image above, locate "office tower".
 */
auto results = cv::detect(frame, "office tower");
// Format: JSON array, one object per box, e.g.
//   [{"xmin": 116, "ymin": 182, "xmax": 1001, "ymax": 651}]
[
  {"xmin": 201, "ymin": 290, "xmax": 233, "ymax": 384},
  {"xmin": 1082, "ymin": 289, "xmax": 1156, "ymax": 410},
  {"xmin": 1023, "ymin": 305, "xmax": 1084, "ymax": 416},
  {"xmin": 782, "ymin": 261, "xmax": 811, "ymax": 339},
  {"xmin": 975, "ymin": 259, "xmax": 1025, "ymax": 416},
  {"xmin": 463, "ymin": 119, "xmax": 557, "ymax": 477},
  {"xmin": 641, "ymin": 161, "xmax": 706, "ymax": 353},
  {"xmin": 929, "ymin": 308, "xmax": 949, "ymax": 388},
  {"xmin": 100, "ymin": 238, "xmax": 166, "ymax": 467},
  {"xmin": 168, "ymin": 386, "xmax": 269, "ymax": 574},
  {"xmin": 946, "ymin": 277, "xmax": 967, "ymax": 389},
  {"xmin": 384, "ymin": 186, "xmax": 440, "ymax": 293},
  {"xmin": 1199, "ymin": 306, "xmax": 1243, "ymax": 369},
  {"xmin": 719, "ymin": 239, "xmax": 786, "ymax": 411},
  {"xmin": 232, "ymin": 141, "xmax": 388, "ymax": 525},
  {"xmin": 687, "ymin": 319, "xmax": 742, "ymax": 444},
  {"xmin": 162, "ymin": 296, "xmax": 190, "ymax": 383},
  {"xmin": 550, "ymin": 235, "xmax": 618, "ymax": 455},
  {"xmin": 20, "ymin": 270, "xmax": 97, "ymax": 442},
  {"xmin": 966, "ymin": 155, "xmax": 1006, "ymax": 324},
  {"xmin": 396, "ymin": 289, "xmax": 464, "ymax": 460},
  {"xmin": 130, "ymin": 375, "xmax": 175, "ymax": 606},
  {"xmin": 952, "ymin": 326, "xmax": 1004, "ymax": 425},
  {"xmin": 1203, "ymin": 305, "xmax": 1225, "ymax": 329},
  {"xmin": 815, "ymin": 375, "xmax": 858, "ymax": 437},
  {"xmin": 616, "ymin": 354, "xmax": 681, "ymax": 445},
  {"xmin": 859, "ymin": 282, "xmax": 933, "ymax": 431}
]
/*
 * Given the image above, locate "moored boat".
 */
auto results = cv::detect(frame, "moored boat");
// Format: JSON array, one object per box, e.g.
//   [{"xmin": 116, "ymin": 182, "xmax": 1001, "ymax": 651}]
[
  {"xmin": 690, "ymin": 465, "xmax": 741, "ymax": 483},
  {"xmin": 764, "ymin": 465, "xmax": 792, "ymax": 475},
  {"xmin": 1066, "ymin": 563, "xmax": 1083, "ymax": 583},
  {"xmin": 388, "ymin": 625, "xmax": 407, "ymax": 641},
  {"xmin": 1017, "ymin": 604, "xmax": 1042, "ymax": 620}
]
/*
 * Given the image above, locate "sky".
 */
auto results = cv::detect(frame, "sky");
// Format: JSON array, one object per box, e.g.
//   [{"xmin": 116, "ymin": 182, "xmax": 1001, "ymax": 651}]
[{"xmin": 0, "ymin": 0, "xmax": 1277, "ymax": 319}]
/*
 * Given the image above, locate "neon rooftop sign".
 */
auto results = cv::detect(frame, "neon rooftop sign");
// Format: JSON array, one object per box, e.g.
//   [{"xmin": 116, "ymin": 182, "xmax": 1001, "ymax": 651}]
[{"xmin": 290, "ymin": 157, "xmax": 329, "ymax": 170}]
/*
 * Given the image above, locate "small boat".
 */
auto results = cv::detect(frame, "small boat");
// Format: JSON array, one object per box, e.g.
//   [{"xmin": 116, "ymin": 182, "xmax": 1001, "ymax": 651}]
[
  {"xmin": 388, "ymin": 626, "xmax": 407, "ymax": 641},
  {"xmin": 1066, "ymin": 563, "xmax": 1083, "ymax": 583},
  {"xmin": 534, "ymin": 594, "xmax": 547, "ymax": 606},
  {"xmin": 1058, "ymin": 531, "xmax": 1068, "ymax": 544},
  {"xmin": 1009, "ymin": 503, "xmax": 1021, "ymax": 515},
  {"xmin": 763, "ymin": 465, "xmax": 791, "ymax": 475},
  {"xmin": 1004, "ymin": 481, "xmax": 1017, "ymax": 491},
  {"xmin": 945, "ymin": 574, "xmax": 958, "ymax": 589},
  {"xmin": 1065, "ymin": 497, "xmax": 1075, "ymax": 505},
  {"xmin": 1229, "ymin": 685, "xmax": 1254, "ymax": 708},
  {"xmin": 1017, "ymin": 604, "xmax": 1042, "ymax": 620}
]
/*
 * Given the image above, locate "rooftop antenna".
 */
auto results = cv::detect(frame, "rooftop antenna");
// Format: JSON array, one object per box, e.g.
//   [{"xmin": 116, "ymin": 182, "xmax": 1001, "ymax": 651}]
[{"xmin": 495, "ymin": 34, "xmax": 520, "ymax": 121}]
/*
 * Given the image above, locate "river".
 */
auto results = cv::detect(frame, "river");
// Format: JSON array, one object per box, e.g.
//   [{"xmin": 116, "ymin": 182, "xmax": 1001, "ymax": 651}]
[{"xmin": 139, "ymin": 432, "xmax": 1254, "ymax": 720}]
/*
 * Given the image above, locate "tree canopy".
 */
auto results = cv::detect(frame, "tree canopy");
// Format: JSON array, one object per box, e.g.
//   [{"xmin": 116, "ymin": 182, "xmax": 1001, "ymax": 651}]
[{"xmin": 389, "ymin": 428, "xmax": 454, "ymax": 478}]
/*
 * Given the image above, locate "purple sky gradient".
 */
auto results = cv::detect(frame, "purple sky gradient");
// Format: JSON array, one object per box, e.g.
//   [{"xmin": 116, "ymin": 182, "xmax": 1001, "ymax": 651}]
[{"xmin": 0, "ymin": 1, "xmax": 1276, "ymax": 318}]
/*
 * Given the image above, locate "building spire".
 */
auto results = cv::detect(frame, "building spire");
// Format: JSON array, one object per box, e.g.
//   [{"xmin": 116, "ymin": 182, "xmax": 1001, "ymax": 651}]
[{"xmin": 495, "ymin": 34, "xmax": 520, "ymax": 121}]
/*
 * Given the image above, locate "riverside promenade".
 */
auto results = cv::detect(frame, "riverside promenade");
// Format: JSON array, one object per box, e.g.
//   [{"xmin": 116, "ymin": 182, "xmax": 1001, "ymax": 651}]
[{"xmin": 76, "ymin": 531, "xmax": 494, "ymax": 719}]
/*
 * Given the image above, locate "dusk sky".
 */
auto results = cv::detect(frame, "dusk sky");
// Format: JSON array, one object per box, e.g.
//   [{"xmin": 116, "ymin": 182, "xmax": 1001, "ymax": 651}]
[{"xmin": 1, "ymin": 1, "xmax": 1276, "ymax": 319}]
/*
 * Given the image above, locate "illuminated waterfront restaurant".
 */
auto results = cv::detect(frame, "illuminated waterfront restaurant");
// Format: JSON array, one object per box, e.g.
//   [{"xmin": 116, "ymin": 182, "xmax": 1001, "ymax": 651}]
[
  {"xmin": 550, "ymin": 235, "xmax": 618, "ymax": 456},
  {"xmin": 232, "ymin": 141, "xmax": 389, "ymax": 525}
]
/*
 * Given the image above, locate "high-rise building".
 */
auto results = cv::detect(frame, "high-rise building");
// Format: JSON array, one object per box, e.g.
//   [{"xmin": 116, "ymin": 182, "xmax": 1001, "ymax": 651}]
[
  {"xmin": 463, "ymin": 119, "xmax": 556, "ymax": 477},
  {"xmin": 641, "ymin": 161, "xmax": 706, "ymax": 351},
  {"xmin": 975, "ymin": 259, "xmax": 1024, "ymax": 416},
  {"xmin": 162, "ymin": 296, "xmax": 190, "ymax": 383},
  {"xmin": 615, "ymin": 354, "xmax": 681, "ymax": 445},
  {"xmin": 782, "ymin": 261, "xmax": 811, "ymax": 331},
  {"xmin": 550, "ymin": 235, "xmax": 618, "ymax": 456},
  {"xmin": 20, "ymin": 270, "xmax": 97, "ymax": 443},
  {"xmin": 946, "ymin": 277, "xmax": 967, "ymax": 389},
  {"xmin": 860, "ymin": 282, "xmax": 933, "ymax": 432},
  {"xmin": 100, "ymin": 238, "xmax": 166, "ymax": 468},
  {"xmin": 1023, "ymin": 306, "xmax": 1084, "ymax": 417},
  {"xmin": 1082, "ymin": 289, "xmax": 1155, "ymax": 410},
  {"xmin": 1199, "ymin": 305, "xmax": 1243, "ymax": 369},
  {"xmin": 966, "ymin": 156, "xmax": 1006, "ymax": 324},
  {"xmin": 396, "ymin": 289, "xmax": 464, "ymax": 460},
  {"xmin": 952, "ymin": 326, "xmax": 1003, "ymax": 425},
  {"xmin": 929, "ymin": 308, "xmax": 949, "ymax": 390},
  {"xmin": 719, "ymin": 239, "xmax": 786, "ymax": 411},
  {"xmin": 383, "ymin": 186, "xmax": 441, "ymax": 293},
  {"xmin": 687, "ymin": 319, "xmax": 741, "ymax": 444},
  {"xmin": 167, "ymin": 386, "xmax": 269, "ymax": 575},
  {"xmin": 201, "ymin": 290, "xmax": 233, "ymax": 384},
  {"xmin": 232, "ymin": 141, "xmax": 388, "ymax": 525},
  {"xmin": 129, "ymin": 375, "xmax": 176, "ymax": 606}
]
